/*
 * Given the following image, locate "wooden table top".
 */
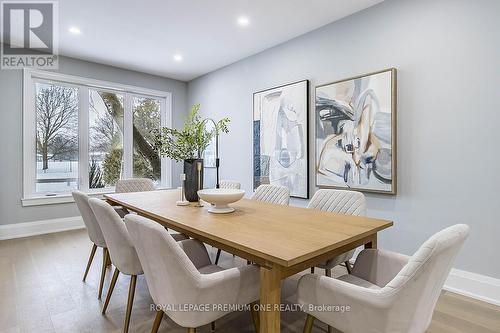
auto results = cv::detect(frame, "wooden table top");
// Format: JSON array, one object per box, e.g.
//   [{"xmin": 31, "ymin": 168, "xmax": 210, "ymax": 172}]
[{"xmin": 105, "ymin": 189, "xmax": 393, "ymax": 268}]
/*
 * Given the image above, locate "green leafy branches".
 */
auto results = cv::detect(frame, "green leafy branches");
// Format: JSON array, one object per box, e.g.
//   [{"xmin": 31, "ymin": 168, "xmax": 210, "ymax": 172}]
[{"xmin": 154, "ymin": 104, "xmax": 230, "ymax": 162}]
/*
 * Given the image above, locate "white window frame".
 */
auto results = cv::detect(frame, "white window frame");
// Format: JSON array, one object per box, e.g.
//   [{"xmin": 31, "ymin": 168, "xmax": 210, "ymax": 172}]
[{"xmin": 22, "ymin": 69, "xmax": 172, "ymax": 206}]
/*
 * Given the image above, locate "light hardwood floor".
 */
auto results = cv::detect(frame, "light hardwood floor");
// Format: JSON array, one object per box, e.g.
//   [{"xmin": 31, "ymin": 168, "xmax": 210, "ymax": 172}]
[{"xmin": 0, "ymin": 229, "xmax": 499, "ymax": 333}]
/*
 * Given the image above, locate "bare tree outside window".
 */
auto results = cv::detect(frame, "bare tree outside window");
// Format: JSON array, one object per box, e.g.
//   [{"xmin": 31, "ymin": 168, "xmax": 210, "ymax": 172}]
[
  {"xmin": 89, "ymin": 90, "xmax": 124, "ymax": 188},
  {"xmin": 133, "ymin": 97, "xmax": 161, "ymax": 183},
  {"xmin": 35, "ymin": 83, "xmax": 79, "ymax": 193}
]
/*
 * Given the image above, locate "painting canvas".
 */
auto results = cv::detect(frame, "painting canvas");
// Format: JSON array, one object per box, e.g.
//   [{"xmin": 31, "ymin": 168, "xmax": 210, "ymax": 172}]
[
  {"xmin": 315, "ymin": 69, "xmax": 397, "ymax": 194},
  {"xmin": 253, "ymin": 80, "xmax": 309, "ymax": 198}
]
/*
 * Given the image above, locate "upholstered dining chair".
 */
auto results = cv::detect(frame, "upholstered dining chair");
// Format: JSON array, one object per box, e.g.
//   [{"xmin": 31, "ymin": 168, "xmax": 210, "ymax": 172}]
[
  {"xmin": 125, "ymin": 214, "xmax": 260, "ymax": 333},
  {"xmin": 115, "ymin": 178, "xmax": 156, "ymax": 193},
  {"xmin": 219, "ymin": 180, "xmax": 241, "ymax": 189},
  {"xmin": 88, "ymin": 198, "xmax": 143, "ymax": 333},
  {"xmin": 214, "ymin": 184, "xmax": 290, "ymax": 265},
  {"xmin": 251, "ymin": 184, "xmax": 290, "ymax": 205},
  {"xmin": 72, "ymin": 191, "xmax": 109, "ymax": 300},
  {"xmin": 113, "ymin": 178, "xmax": 156, "ymax": 217},
  {"xmin": 212, "ymin": 180, "xmax": 241, "ymax": 263},
  {"xmin": 307, "ymin": 189, "xmax": 366, "ymax": 276},
  {"xmin": 297, "ymin": 224, "xmax": 470, "ymax": 333},
  {"xmin": 88, "ymin": 198, "xmax": 188, "ymax": 333}
]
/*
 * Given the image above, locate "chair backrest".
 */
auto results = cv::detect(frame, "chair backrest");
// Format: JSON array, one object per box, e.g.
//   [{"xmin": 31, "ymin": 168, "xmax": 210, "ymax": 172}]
[
  {"xmin": 72, "ymin": 191, "xmax": 106, "ymax": 247},
  {"xmin": 115, "ymin": 178, "xmax": 156, "ymax": 193},
  {"xmin": 219, "ymin": 180, "xmax": 241, "ymax": 189},
  {"xmin": 88, "ymin": 198, "xmax": 142, "ymax": 276},
  {"xmin": 307, "ymin": 189, "xmax": 366, "ymax": 216},
  {"xmin": 124, "ymin": 215, "xmax": 207, "ymax": 319},
  {"xmin": 251, "ymin": 184, "xmax": 290, "ymax": 205},
  {"xmin": 383, "ymin": 224, "xmax": 470, "ymax": 333}
]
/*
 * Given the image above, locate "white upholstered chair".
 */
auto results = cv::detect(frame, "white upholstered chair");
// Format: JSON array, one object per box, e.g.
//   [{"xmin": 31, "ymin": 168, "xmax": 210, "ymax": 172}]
[
  {"xmin": 251, "ymin": 184, "xmax": 290, "ymax": 205},
  {"xmin": 115, "ymin": 178, "xmax": 156, "ymax": 193},
  {"xmin": 213, "ymin": 180, "xmax": 241, "ymax": 263},
  {"xmin": 88, "ymin": 198, "xmax": 143, "ymax": 333},
  {"xmin": 72, "ymin": 191, "xmax": 109, "ymax": 299},
  {"xmin": 88, "ymin": 198, "xmax": 188, "ymax": 333},
  {"xmin": 308, "ymin": 189, "xmax": 366, "ymax": 276},
  {"xmin": 125, "ymin": 214, "xmax": 260, "ymax": 333},
  {"xmin": 297, "ymin": 224, "xmax": 470, "ymax": 333},
  {"xmin": 219, "ymin": 180, "xmax": 241, "ymax": 189},
  {"xmin": 214, "ymin": 183, "xmax": 291, "ymax": 265},
  {"xmin": 113, "ymin": 178, "xmax": 156, "ymax": 217}
]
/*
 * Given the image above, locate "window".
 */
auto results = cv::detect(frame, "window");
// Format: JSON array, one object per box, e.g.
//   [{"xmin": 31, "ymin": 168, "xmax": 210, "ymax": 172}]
[
  {"xmin": 88, "ymin": 89, "xmax": 124, "ymax": 190},
  {"xmin": 35, "ymin": 82, "xmax": 79, "ymax": 193},
  {"xmin": 23, "ymin": 69, "xmax": 172, "ymax": 204},
  {"xmin": 132, "ymin": 96, "xmax": 161, "ymax": 183}
]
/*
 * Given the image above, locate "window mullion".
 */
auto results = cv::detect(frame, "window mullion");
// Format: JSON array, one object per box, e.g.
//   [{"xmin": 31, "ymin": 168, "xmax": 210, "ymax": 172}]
[
  {"xmin": 79, "ymin": 86, "xmax": 89, "ymax": 191},
  {"xmin": 123, "ymin": 93, "xmax": 133, "ymax": 179}
]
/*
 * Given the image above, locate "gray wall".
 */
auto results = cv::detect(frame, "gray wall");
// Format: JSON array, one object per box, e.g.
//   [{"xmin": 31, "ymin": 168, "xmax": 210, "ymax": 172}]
[
  {"xmin": 0, "ymin": 56, "xmax": 187, "ymax": 225},
  {"xmin": 188, "ymin": 0, "xmax": 500, "ymax": 278}
]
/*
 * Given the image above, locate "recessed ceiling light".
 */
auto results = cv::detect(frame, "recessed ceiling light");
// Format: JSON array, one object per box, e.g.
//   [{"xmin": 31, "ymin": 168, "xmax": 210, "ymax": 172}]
[
  {"xmin": 237, "ymin": 16, "xmax": 250, "ymax": 27},
  {"xmin": 173, "ymin": 54, "xmax": 183, "ymax": 62},
  {"xmin": 68, "ymin": 26, "xmax": 81, "ymax": 35}
]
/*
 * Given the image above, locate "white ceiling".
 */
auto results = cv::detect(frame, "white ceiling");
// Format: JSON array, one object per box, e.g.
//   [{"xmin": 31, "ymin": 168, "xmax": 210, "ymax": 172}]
[{"xmin": 21, "ymin": 0, "xmax": 384, "ymax": 81}]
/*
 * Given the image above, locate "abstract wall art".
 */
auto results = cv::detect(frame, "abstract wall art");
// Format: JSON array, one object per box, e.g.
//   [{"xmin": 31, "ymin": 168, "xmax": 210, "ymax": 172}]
[
  {"xmin": 315, "ymin": 68, "xmax": 397, "ymax": 194},
  {"xmin": 253, "ymin": 80, "xmax": 309, "ymax": 198}
]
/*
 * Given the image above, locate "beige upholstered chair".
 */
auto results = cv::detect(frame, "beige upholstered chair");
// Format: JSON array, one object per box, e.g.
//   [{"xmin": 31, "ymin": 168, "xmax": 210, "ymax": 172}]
[
  {"xmin": 88, "ymin": 198, "xmax": 188, "ymax": 333},
  {"xmin": 114, "ymin": 178, "xmax": 156, "ymax": 217},
  {"xmin": 308, "ymin": 189, "xmax": 366, "ymax": 276},
  {"xmin": 251, "ymin": 184, "xmax": 290, "ymax": 205},
  {"xmin": 213, "ymin": 180, "xmax": 241, "ymax": 263},
  {"xmin": 88, "ymin": 198, "xmax": 143, "ymax": 333},
  {"xmin": 214, "ymin": 183, "xmax": 290, "ymax": 265},
  {"xmin": 219, "ymin": 180, "xmax": 241, "ymax": 189},
  {"xmin": 125, "ymin": 214, "xmax": 260, "ymax": 333},
  {"xmin": 297, "ymin": 224, "xmax": 470, "ymax": 333},
  {"xmin": 115, "ymin": 178, "xmax": 156, "ymax": 193},
  {"xmin": 72, "ymin": 191, "xmax": 109, "ymax": 299}
]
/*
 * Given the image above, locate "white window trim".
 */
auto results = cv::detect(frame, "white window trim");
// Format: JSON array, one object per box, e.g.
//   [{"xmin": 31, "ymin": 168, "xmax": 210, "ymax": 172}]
[{"xmin": 22, "ymin": 69, "xmax": 172, "ymax": 206}]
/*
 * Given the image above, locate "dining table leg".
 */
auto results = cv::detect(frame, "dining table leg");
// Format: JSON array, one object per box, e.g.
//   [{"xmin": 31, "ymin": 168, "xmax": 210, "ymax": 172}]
[
  {"xmin": 260, "ymin": 265, "xmax": 282, "ymax": 333},
  {"xmin": 365, "ymin": 233, "xmax": 378, "ymax": 249}
]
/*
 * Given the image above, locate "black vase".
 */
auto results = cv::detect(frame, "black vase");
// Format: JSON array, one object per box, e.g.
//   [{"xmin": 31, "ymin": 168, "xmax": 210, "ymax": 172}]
[{"xmin": 183, "ymin": 159, "xmax": 204, "ymax": 202}]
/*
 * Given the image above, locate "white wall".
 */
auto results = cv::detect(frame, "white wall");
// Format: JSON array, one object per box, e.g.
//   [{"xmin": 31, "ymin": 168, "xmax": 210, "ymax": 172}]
[
  {"xmin": 0, "ymin": 56, "xmax": 187, "ymax": 225},
  {"xmin": 188, "ymin": 0, "xmax": 500, "ymax": 278}
]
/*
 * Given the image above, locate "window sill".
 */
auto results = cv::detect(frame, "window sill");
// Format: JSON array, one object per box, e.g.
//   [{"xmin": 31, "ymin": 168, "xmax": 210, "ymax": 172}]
[{"xmin": 21, "ymin": 190, "xmax": 113, "ymax": 207}]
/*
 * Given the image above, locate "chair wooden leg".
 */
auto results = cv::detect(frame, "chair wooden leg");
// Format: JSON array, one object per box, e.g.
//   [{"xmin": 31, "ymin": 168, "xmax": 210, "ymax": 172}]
[
  {"xmin": 151, "ymin": 310, "xmax": 163, "ymax": 333},
  {"xmin": 215, "ymin": 249, "xmax": 222, "ymax": 265},
  {"xmin": 187, "ymin": 328, "xmax": 196, "ymax": 333},
  {"xmin": 98, "ymin": 248, "xmax": 109, "ymax": 299},
  {"xmin": 303, "ymin": 314, "xmax": 315, "ymax": 333},
  {"xmin": 345, "ymin": 261, "xmax": 352, "ymax": 274},
  {"xmin": 83, "ymin": 244, "xmax": 97, "ymax": 282},
  {"xmin": 325, "ymin": 268, "xmax": 332, "ymax": 277},
  {"xmin": 250, "ymin": 302, "xmax": 260, "ymax": 333},
  {"xmin": 123, "ymin": 275, "xmax": 137, "ymax": 333},
  {"xmin": 102, "ymin": 268, "xmax": 120, "ymax": 314},
  {"xmin": 310, "ymin": 267, "xmax": 315, "ymax": 274}
]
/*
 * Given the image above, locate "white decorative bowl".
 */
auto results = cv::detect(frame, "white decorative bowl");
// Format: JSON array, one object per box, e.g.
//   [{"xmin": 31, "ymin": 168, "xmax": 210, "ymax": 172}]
[{"xmin": 197, "ymin": 189, "xmax": 245, "ymax": 214}]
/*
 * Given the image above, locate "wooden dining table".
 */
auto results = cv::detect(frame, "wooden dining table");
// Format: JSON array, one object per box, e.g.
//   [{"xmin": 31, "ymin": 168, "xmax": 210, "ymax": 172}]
[{"xmin": 105, "ymin": 189, "xmax": 393, "ymax": 333}]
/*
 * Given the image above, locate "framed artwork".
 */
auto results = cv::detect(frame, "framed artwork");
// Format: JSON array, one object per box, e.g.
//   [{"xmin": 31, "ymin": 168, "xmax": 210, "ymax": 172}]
[
  {"xmin": 315, "ymin": 68, "xmax": 397, "ymax": 194},
  {"xmin": 253, "ymin": 80, "xmax": 309, "ymax": 199}
]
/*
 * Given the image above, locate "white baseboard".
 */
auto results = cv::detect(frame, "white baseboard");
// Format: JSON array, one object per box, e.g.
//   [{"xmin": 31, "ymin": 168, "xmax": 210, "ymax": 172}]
[
  {"xmin": 0, "ymin": 216, "xmax": 84, "ymax": 240},
  {"xmin": 444, "ymin": 268, "xmax": 500, "ymax": 306}
]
